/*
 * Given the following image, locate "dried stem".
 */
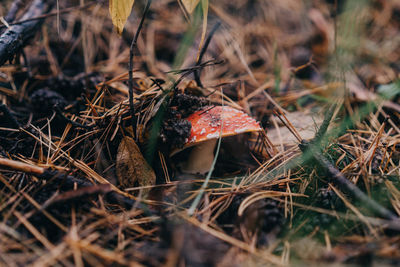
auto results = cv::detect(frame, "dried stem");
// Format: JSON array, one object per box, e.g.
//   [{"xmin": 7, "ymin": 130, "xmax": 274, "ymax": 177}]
[{"xmin": 128, "ymin": 0, "xmax": 152, "ymax": 129}]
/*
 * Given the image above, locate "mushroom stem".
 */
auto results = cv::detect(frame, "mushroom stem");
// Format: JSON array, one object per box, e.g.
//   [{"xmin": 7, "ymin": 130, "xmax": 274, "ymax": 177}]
[{"xmin": 181, "ymin": 139, "xmax": 217, "ymax": 174}]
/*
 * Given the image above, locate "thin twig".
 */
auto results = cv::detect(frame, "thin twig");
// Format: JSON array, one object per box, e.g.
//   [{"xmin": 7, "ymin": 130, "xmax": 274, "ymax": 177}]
[
  {"xmin": 150, "ymin": 78, "xmax": 165, "ymax": 92},
  {"xmin": 313, "ymin": 103, "xmax": 336, "ymax": 142},
  {"xmin": 172, "ymin": 60, "xmax": 224, "ymax": 89},
  {"xmin": 194, "ymin": 21, "xmax": 221, "ymax": 87},
  {"xmin": 0, "ymin": 157, "xmax": 137, "ymax": 208},
  {"xmin": 273, "ymin": 109, "xmax": 302, "ymax": 142},
  {"xmin": 42, "ymin": 184, "xmax": 112, "ymax": 209},
  {"xmin": 53, "ymin": 104, "xmax": 93, "ymax": 129},
  {"xmin": 128, "ymin": 0, "xmax": 152, "ymax": 129}
]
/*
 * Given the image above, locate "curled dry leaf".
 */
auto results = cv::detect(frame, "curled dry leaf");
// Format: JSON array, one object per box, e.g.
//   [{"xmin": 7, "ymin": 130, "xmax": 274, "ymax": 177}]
[
  {"xmin": 109, "ymin": 0, "xmax": 135, "ymax": 35},
  {"xmin": 116, "ymin": 136, "xmax": 156, "ymax": 193}
]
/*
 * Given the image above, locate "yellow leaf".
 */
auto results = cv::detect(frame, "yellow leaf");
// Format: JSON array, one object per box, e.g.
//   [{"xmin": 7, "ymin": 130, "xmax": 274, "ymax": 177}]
[
  {"xmin": 109, "ymin": 0, "xmax": 135, "ymax": 35},
  {"xmin": 181, "ymin": 0, "xmax": 200, "ymax": 14}
]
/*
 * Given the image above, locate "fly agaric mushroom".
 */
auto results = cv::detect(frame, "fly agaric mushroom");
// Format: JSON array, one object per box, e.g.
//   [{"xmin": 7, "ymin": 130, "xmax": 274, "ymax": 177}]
[{"xmin": 178, "ymin": 105, "xmax": 262, "ymax": 174}]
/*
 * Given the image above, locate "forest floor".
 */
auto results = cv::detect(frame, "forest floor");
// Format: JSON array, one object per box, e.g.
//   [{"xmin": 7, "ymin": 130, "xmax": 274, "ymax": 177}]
[{"xmin": 0, "ymin": 0, "xmax": 399, "ymax": 266}]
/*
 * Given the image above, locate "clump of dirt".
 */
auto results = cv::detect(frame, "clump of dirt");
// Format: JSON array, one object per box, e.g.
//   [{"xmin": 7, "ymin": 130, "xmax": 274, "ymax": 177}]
[
  {"xmin": 169, "ymin": 89, "xmax": 209, "ymax": 118},
  {"xmin": 30, "ymin": 88, "xmax": 67, "ymax": 114},
  {"xmin": 160, "ymin": 118, "xmax": 191, "ymax": 148},
  {"xmin": 44, "ymin": 72, "xmax": 103, "ymax": 99},
  {"xmin": 160, "ymin": 89, "xmax": 208, "ymax": 148}
]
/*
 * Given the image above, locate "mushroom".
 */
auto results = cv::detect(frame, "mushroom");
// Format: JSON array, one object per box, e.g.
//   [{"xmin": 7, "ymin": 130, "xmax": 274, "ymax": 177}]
[{"xmin": 176, "ymin": 105, "xmax": 262, "ymax": 174}]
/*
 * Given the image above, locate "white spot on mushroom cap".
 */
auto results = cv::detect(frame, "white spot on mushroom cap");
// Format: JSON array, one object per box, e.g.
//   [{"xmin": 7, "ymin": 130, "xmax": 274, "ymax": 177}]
[
  {"xmin": 206, "ymin": 132, "xmax": 220, "ymax": 139},
  {"xmin": 234, "ymin": 127, "xmax": 248, "ymax": 134}
]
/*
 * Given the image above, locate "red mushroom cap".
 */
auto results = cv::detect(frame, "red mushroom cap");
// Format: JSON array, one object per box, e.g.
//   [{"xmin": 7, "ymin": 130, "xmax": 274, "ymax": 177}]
[{"xmin": 185, "ymin": 106, "xmax": 262, "ymax": 146}]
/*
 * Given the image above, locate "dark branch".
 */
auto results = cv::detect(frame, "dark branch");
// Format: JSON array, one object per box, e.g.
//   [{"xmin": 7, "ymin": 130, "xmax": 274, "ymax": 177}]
[
  {"xmin": 0, "ymin": 0, "xmax": 54, "ymax": 67},
  {"xmin": 0, "ymin": 1, "xmax": 98, "ymax": 30},
  {"xmin": 299, "ymin": 105, "xmax": 397, "ymax": 221},
  {"xmin": 3, "ymin": 0, "xmax": 26, "ymax": 24}
]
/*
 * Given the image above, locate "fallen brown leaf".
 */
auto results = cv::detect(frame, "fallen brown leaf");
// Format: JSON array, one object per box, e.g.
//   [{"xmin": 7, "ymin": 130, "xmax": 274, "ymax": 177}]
[{"xmin": 116, "ymin": 136, "xmax": 156, "ymax": 194}]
